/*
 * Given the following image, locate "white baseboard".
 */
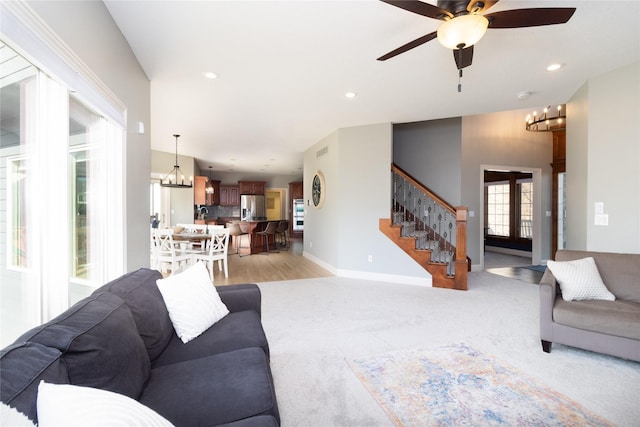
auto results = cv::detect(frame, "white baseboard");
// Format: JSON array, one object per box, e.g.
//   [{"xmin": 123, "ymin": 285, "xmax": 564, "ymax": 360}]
[{"xmin": 303, "ymin": 252, "xmax": 432, "ymax": 287}]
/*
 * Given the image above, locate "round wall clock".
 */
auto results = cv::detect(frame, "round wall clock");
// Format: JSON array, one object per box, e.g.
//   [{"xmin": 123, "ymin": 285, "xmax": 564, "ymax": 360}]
[{"xmin": 312, "ymin": 171, "xmax": 326, "ymax": 208}]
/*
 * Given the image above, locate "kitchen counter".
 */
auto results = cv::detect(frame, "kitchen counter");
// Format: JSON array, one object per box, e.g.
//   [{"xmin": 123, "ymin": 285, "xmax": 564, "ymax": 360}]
[{"xmin": 227, "ymin": 220, "xmax": 279, "ymax": 255}]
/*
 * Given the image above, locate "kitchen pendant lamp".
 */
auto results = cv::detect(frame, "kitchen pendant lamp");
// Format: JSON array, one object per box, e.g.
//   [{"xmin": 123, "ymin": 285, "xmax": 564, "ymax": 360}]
[
  {"xmin": 161, "ymin": 134, "xmax": 193, "ymax": 188},
  {"xmin": 205, "ymin": 166, "xmax": 215, "ymax": 194}
]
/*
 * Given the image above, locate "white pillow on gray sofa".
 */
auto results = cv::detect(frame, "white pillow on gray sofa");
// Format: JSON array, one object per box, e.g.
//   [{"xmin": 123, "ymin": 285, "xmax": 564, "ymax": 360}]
[
  {"xmin": 547, "ymin": 256, "xmax": 615, "ymax": 301},
  {"xmin": 156, "ymin": 261, "xmax": 229, "ymax": 343}
]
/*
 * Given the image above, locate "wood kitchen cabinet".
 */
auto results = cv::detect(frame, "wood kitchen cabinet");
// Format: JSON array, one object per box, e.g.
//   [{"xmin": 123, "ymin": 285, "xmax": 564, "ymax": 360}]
[
  {"xmin": 194, "ymin": 176, "xmax": 207, "ymax": 205},
  {"xmin": 219, "ymin": 185, "xmax": 240, "ymax": 206},
  {"xmin": 194, "ymin": 176, "xmax": 220, "ymax": 205},
  {"xmin": 238, "ymin": 180, "xmax": 265, "ymax": 195}
]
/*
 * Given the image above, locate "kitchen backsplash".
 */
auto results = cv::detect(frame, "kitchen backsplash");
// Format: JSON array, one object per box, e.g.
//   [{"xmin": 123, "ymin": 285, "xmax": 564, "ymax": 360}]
[{"xmin": 194, "ymin": 204, "xmax": 240, "ymax": 220}]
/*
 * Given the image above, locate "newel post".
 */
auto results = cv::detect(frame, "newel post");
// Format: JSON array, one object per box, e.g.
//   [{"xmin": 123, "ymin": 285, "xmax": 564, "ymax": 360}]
[{"xmin": 454, "ymin": 207, "xmax": 468, "ymax": 291}]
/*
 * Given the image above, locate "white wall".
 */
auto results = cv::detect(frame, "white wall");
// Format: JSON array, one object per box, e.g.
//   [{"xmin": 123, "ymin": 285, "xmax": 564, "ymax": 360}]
[
  {"xmin": 304, "ymin": 123, "xmax": 431, "ymax": 286},
  {"xmin": 567, "ymin": 62, "xmax": 640, "ymax": 253},
  {"xmin": 28, "ymin": 0, "xmax": 151, "ymax": 270}
]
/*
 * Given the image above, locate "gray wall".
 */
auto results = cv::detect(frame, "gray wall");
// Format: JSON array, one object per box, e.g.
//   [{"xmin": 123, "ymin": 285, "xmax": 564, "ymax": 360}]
[
  {"xmin": 393, "ymin": 118, "xmax": 463, "ymax": 205},
  {"xmin": 461, "ymin": 109, "xmax": 553, "ymax": 266},
  {"xmin": 304, "ymin": 123, "xmax": 431, "ymax": 285},
  {"xmin": 28, "ymin": 0, "xmax": 151, "ymax": 271},
  {"xmin": 389, "ymin": 110, "xmax": 552, "ymax": 268},
  {"xmin": 567, "ymin": 62, "xmax": 640, "ymax": 253}
]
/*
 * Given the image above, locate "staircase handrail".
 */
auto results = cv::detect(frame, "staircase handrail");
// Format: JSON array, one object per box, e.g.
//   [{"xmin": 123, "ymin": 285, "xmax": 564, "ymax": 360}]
[{"xmin": 391, "ymin": 164, "xmax": 456, "ymax": 215}]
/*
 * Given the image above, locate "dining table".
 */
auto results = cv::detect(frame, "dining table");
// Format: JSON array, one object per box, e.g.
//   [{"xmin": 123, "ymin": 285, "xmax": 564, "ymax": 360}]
[{"xmin": 173, "ymin": 232, "xmax": 211, "ymax": 250}]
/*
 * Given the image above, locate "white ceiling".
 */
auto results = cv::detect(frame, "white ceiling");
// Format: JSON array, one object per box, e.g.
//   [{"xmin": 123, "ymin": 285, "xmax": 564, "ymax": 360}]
[{"xmin": 103, "ymin": 0, "xmax": 640, "ymax": 177}]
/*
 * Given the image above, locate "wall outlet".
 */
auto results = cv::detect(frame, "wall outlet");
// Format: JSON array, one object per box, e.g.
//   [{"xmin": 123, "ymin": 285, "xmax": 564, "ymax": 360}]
[
  {"xmin": 309, "ymin": 241, "xmax": 312, "ymax": 248},
  {"xmin": 368, "ymin": 255, "xmax": 373, "ymax": 263}
]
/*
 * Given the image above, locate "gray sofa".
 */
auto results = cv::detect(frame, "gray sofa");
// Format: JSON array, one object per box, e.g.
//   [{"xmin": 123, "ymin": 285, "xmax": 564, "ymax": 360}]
[
  {"xmin": 0, "ymin": 268, "xmax": 279, "ymax": 426},
  {"xmin": 540, "ymin": 249, "xmax": 640, "ymax": 362}
]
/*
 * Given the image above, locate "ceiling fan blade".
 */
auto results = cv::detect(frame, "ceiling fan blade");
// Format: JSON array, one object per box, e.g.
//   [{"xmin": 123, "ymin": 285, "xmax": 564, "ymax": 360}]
[
  {"xmin": 380, "ymin": 0, "xmax": 452, "ymax": 20},
  {"xmin": 453, "ymin": 45, "xmax": 474, "ymax": 70},
  {"xmin": 466, "ymin": 0, "xmax": 499, "ymax": 14},
  {"xmin": 377, "ymin": 31, "xmax": 438, "ymax": 61},
  {"xmin": 485, "ymin": 8, "xmax": 576, "ymax": 29}
]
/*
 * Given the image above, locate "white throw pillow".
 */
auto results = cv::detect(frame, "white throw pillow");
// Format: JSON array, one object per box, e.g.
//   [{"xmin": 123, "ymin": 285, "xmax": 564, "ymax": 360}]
[
  {"xmin": 1, "ymin": 403, "xmax": 35, "ymax": 427},
  {"xmin": 547, "ymin": 257, "xmax": 615, "ymax": 301},
  {"xmin": 156, "ymin": 261, "xmax": 229, "ymax": 343},
  {"xmin": 36, "ymin": 381, "xmax": 173, "ymax": 426}
]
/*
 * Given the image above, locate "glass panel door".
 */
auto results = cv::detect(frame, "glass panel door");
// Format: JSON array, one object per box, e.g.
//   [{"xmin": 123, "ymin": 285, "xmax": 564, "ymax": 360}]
[{"xmin": 0, "ymin": 43, "xmax": 38, "ymax": 345}]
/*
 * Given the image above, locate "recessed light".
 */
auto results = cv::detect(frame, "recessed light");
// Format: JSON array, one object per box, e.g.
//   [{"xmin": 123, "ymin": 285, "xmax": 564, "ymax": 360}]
[
  {"xmin": 546, "ymin": 63, "xmax": 564, "ymax": 72},
  {"xmin": 203, "ymin": 71, "xmax": 217, "ymax": 79},
  {"xmin": 345, "ymin": 91, "xmax": 357, "ymax": 99}
]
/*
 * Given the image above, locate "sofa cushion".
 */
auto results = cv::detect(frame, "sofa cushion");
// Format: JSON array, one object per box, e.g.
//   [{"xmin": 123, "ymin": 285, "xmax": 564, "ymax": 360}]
[
  {"xmin": 94, "ymin": 268, "xmax": 173, "ymax": 360},
  {"xmin": 140, "ymin": 347, "xmax": 279, "ymax": 426},
  {"xmin": 37, "ymin": 381, "xmax": 173, "ymax": 426},
  {"xmin": 156, "ymin": 262, "xmax": 230, "ymax": 344},
  {"xmin": 216, "ymin": 415, "xmax": 280, "ymax": 427},
  {"xmin": 151, "ymin": 310, "xmax": 270, "ymax": 369},
  {"xmin": 553, "ymin": 298, "xmax": 640, "ymax": 340},
  {"xmin": 18, "ymin": 292, "xmax": 150, "ymax": 400},
  {"xmin": 0, "ymin": 342, "xmax": 68, "ymax": 424},
  {"xmin": 547, "ymin": 257, "xmax": 615, "ymax": 301},
  {"xmin": 556, "ymin": 250, "xmax": 640, "ymax": 303}
]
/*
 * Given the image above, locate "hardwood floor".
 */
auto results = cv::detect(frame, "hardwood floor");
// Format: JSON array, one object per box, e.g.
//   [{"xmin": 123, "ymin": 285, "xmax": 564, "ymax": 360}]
[{"xmin": 208, "ymin": 238, "xmax": 333, "ymax": 286}]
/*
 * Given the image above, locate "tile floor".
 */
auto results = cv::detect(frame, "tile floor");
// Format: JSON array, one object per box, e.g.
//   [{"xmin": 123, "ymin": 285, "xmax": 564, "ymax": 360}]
[{"xmin": 484, "ymin": 251, "xmax": 545, "ymax": 285}]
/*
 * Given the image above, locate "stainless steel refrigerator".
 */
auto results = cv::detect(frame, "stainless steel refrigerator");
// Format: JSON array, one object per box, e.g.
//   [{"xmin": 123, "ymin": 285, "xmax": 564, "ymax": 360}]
[{"xmin": 240, "ymin": 195, "xmax": 266, "ymax": 221}]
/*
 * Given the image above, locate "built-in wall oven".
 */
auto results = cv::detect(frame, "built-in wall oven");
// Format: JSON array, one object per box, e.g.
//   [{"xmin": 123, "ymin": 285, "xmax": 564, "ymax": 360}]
[{"xmin": 293, "ymin": 199, "xmax": 304, "ymax": 231}]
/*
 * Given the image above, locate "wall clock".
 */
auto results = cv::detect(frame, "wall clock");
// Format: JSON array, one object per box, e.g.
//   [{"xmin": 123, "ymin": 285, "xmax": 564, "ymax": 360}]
[{"xmin": 312, "ymin": 171, "xmax": 325, "ymax": 208}]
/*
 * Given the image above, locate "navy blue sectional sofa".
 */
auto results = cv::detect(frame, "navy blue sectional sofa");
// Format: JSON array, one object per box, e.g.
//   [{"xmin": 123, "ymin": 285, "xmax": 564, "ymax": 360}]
[{"xmin": 0, "ymin": 268, "xmax": 279, "ymax": 426}]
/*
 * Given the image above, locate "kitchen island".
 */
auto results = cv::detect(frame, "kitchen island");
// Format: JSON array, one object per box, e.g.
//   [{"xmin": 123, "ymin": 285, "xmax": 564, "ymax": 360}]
[{"xmin": 228, "ymin": 220, "xmax": 279, "ymax": 255}]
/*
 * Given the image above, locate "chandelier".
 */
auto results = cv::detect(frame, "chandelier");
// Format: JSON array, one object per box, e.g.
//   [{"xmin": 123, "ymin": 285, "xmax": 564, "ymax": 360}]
[
  {"xmin": 526, "ymin": 105, "xmax": 566, "ymax": 132},
  {"xmin": 161, "ymin": 134, "xmax": 193, "ymax": 188}
]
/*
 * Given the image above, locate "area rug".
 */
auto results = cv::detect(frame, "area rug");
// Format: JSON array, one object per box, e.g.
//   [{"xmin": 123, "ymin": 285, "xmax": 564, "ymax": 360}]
[{"xmin": 348, "ymin": 343, "xmax": 612, "ymax": 427}]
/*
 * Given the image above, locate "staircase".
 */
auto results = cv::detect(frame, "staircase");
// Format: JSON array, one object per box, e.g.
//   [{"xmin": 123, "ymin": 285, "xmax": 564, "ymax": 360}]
[{"xmin": 380, "ymin": 164, "xmax": 468, "ymax": 290}]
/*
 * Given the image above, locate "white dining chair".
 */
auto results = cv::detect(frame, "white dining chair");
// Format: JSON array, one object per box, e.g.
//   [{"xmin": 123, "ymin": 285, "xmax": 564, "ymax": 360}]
[
  {"xmin": 190, "ymin": 228, "xmax": 230, "ymax": 281},
  {"xmin": 153, "ymin": 228, "xmax": 193, "ymax": 275}
]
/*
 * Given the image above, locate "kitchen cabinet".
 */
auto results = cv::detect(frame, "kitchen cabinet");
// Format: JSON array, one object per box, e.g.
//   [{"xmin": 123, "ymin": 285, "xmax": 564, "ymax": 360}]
[
  {"xmin": 220, "ymin": 185, "xmax": 240, "ymax": 206},
  {"xmin": 238, "ymin": 180, "xmax": 265, "ymax": 195},
  {"xmin": 206, "ymin": 180, "xmax": 221, "ymax": 205},
  {"xmin": 194, "ymin": 176, "xmax": 220, "ymax": 205},
  {"xmin": 194, "ymin": 176, "xmax": 207, "ymax": 205}
]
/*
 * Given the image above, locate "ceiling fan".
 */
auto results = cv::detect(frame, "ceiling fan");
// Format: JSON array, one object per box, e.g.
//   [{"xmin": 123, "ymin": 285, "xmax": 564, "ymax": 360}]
[{"xmin": 378, "ymin": 1, "xmax": 576, "ymax": 90}]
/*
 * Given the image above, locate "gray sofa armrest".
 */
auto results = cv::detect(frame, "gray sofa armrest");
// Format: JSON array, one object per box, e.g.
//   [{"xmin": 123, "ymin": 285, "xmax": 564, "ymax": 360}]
[
  {"xmin": 217, "ymin": 284, "xmax": 262, "ymax": 318},
  {"xmin": 539, "ymin": 268, "xmax": 557, "ymax": 343}
]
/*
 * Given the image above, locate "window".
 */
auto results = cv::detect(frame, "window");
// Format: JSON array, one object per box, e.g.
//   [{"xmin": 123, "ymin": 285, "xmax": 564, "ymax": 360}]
[
  {"xmin": 518, "ymin": 179, "xmax": 533, "ymax": 238},
  {"xmin": 484, "ymin": 171, "xmax": 534, "ymax": 252},
  {"xmin": 486, "ymin": 182, "xmax": 510, "ymax": 237},
  {"xmin": 1, "ymin": 40, "xmax": 125, "ymax": 346}
]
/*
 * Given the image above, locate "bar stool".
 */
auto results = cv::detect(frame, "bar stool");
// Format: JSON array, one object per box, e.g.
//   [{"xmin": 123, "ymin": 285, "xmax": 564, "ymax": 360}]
[
  {"xmin": 275, "ymin": 220, "xmax": 289, "ymax": 250},
  {"xmin": 256, "ymin": 221, "xmax": 279, "ymax": 254},
  {"xmin": 228, "ymin": 223, "xmax": 248, "ymax": 257}
]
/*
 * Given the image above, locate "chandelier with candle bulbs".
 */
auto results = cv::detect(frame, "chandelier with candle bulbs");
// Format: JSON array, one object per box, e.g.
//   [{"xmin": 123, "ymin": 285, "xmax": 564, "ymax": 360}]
[{"xmin": 526, "ymin": 105, "xmax": 566, "ymax": 132}]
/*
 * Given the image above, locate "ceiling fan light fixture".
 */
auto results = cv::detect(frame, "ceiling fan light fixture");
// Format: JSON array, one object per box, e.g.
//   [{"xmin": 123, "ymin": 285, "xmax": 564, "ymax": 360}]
[{"xmin": 437, "ymin": 14, "xmax": 489, "ymax": 50}]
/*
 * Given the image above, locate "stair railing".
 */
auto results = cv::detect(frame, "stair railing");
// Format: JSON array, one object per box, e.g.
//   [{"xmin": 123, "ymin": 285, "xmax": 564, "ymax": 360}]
[{"xmin": 391, "ymin": 164, "xmax": 468, "ymax": 285}]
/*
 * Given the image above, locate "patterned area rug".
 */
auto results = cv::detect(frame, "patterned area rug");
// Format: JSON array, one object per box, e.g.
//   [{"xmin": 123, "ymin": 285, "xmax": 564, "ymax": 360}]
[{"xmin": 348, "ymin": 344, "xmax": 612, "ymax": 426}]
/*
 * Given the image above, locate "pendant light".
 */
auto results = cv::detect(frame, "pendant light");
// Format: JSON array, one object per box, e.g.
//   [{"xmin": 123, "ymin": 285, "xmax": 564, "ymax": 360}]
[
  {"xmin": 205, "ymin": 166, "xmax": 215, "ymax": 194},
  {"xmin": 161, "ymin": 134, "xmax": 193, "ymax": 188}
]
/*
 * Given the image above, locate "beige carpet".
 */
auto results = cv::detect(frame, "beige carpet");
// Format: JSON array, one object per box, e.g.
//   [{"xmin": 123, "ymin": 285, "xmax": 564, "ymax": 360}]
[{"xmin": 257, "ymin": 272, "xmax": 640, "ymax": 427}]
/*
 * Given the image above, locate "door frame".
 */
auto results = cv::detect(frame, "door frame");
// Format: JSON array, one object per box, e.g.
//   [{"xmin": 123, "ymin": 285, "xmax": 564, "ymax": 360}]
[{"xmin": 479, "ymin": 164, "xmax": 542, "ymax": 269}]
